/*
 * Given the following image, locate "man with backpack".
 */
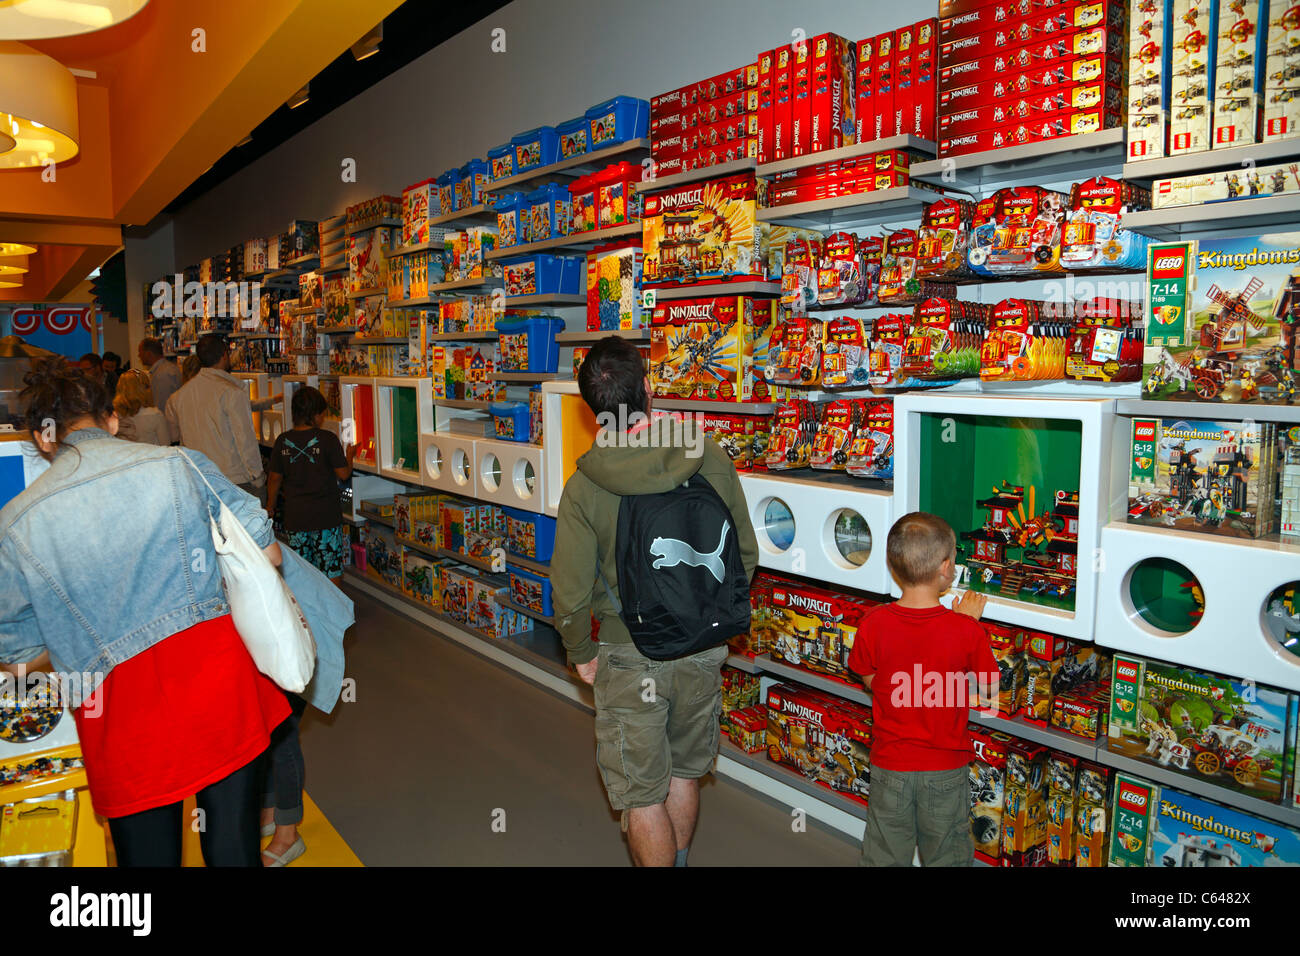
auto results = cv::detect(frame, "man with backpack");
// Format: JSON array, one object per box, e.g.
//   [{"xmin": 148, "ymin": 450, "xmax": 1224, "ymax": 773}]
[{"xmin": 553, "ymin": 337, "xmax": 758, "ymax": 867}]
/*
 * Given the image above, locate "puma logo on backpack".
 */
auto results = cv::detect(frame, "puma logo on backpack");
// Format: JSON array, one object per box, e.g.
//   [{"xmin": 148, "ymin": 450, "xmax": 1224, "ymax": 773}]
[
  {"xmin": 612, "ymin": 474, "xmax": 750, "ymax": 661},
  {"xmin": 649, "ymin": 522, "xmax": 730, "ymax": 583}
]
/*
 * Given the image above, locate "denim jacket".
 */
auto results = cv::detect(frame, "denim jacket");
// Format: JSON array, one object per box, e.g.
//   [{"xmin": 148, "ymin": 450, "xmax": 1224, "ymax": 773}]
[{"xmin": 0, "ymin": 428, "xmax": 271, "ymax": 707}]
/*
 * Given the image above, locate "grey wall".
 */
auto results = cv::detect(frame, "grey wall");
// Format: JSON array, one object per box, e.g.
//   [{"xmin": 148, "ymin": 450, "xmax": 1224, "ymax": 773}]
[
  {"xmin": 123, "ymin": 217, "xmax": 175, "ymax": 361},
  {"xmin": 162, "ymin": 0, "xmax": 914, "ymax": 268}
]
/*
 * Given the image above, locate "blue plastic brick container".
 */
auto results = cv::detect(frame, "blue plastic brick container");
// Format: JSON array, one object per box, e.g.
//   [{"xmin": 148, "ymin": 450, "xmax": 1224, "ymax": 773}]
[
  {"xmin": 495, "ymin": 314, "xmax": 565, "ymax": 372},
  {"xmin": 585, "ymin": 96, "xmax": 649, "ymax": 150},
  {"xmin": 508, "ymin": 564, "xmax": 554, "ymax": 617},
  {"xmin": 458, "ymin": 158, "xmax": 490, "ymax": 209},
  {"xmin": 512, "ymin": 126, "xmax": 559, "ymax": 173},
  {"xmin": 556, "ymin": 116, "xmax": 590, "ymax": 159},
  {"xmin": 488, "ymin": 401, "xmax": 530, "ymax": 442},
  {"xmin": 503, "ymin": 507, "xmax": 557, "ymax": 562},
  {"xmin": 501, "ymin": 254, "xmax": 582, "ymax": 299},
  {"xmin": 487, "ymin": 143, "xmax": 515, "ymax": 182},
  {"xmin": 436, "ymin": 168, "xmax": 460, "ymax": 216},
  {"xmin": 495, "ymin": 192, "xmax": 526, "ymax": 249},
  {"xmin": 524, "ymin": 182, "xmax": 571, "ymax": 243}
]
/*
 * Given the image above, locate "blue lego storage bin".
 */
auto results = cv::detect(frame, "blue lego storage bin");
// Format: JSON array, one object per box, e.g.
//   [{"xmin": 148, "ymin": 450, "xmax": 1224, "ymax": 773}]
[
  {"xmin": 494, "ymin": 314, "xmax": 565, "ymax": 373},
  {"xmin": 508, "ymin": 564, "xmax": 554, "ymax": 617},
  {"xmin": 503, "ymin": 506, "xmax": 557, "ymax": 562},
  {"xmin": 524, "ymin": 182, "xmax": 571, "ymax": 243},
  {"xmin": 556, "ymin": 116, "xmax": 590, "ymax": 159},
  {"xmin": 487, "ymin": 143, "xmax": 515, "ymax": 182},
  {"xmin": 436, "ymin": 168, "xmax": 460, "ymax": 215},
  {"xmin": 458, "ymin": 158, "xmax": 490, "ymax": 210},
  {"xmin": 501, "ymin": 254, "xmax": 583, "ymax": 299},
  {"xmin": 488, "ymin": 401, "xmax": 530, "ymax": 442},
  {"xmin": 585, "ymin": 96, "xmax": 649, "ymax": 150},
  {"xmin": 495, "ymin": 192, "xmax": 526, "ymax": 249},
  {"xmin": 512, "ymin": 126, "xmax": 559, "ymax": 174}
]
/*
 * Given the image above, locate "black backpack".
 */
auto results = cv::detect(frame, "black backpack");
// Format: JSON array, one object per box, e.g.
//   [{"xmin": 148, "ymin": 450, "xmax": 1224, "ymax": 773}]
[{"xmin": 610, "ymin": 473, "xmax": 751, "ymax": 661}]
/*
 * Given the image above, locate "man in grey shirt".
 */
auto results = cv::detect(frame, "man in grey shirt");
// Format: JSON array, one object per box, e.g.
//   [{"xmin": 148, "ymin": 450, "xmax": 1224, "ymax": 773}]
[
  {"xmin": 166, "ymin": 334, "xmax": 279, "ymax": 503},
  {"xmin": 138, "ymin": 337, "xmax": 182, "ymax": 433}
]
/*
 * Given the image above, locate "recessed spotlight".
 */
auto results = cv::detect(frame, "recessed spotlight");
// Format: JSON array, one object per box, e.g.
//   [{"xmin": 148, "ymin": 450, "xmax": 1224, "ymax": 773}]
[
  {"xmin": 287, "ymin": 84, "xmax": 309, "ymax": 110},
  {"xmin": 351, "ymin": 23, "xmax": 382, "ymax": 61}
]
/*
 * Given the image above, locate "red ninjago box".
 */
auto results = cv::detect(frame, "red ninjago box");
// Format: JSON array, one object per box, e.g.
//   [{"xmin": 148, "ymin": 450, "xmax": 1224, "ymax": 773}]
[
  {"xmin": 938, "ymin": 80, "xmax": 1123, "ymax": 136},
  {"xmin": 873, "ymin": 30, "xmax": 896, "ymax": 140},
  {"xmin": 773, "ymin": 45, "xmax": 794, "ymax": 161},
  {"xmin": 940, "ymin": 0, "xmax": 1122, "ymax": 44},
  {"xmin": 940, "ymin": 5, "xmax": 1126, "ymax": 66},
  {"xmin": 940, "ymin": 26, "xmax": 1125, "ymax": 90},
  {"xmin": 757, "ymin": 47, "xmax": 776, "ymax": 163},
  {"xmin": 855, "ymin": 35, "xmax": 875, "ymax": 143},
  {"xmin": 939, "ymin": 106, "xmax": 1119, "ymax": 155},
  {"xmin": 791, "ymin": 39, "xmax": 812, "ymax": 157},
  {"xmin": 810, "ymin": 33, "xmax": 856, "ymax": 154},
  {"xmin": 696, "ymin": 88, "xmax": 758, "ymax": 126},
  {"xmin": 939, "ymin": 54, "xmax": 1123, "ymax": 105}
]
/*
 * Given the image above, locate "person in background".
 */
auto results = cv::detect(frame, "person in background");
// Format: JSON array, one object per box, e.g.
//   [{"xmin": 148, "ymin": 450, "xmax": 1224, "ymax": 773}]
[
  {"xmin": 138, "ymin": 337, "xmax": 181, "ymax": 415},
  {"xmin": 78, "ymin": 353, "xmax": 104, "ymax": 384},
  {"xmin": 259, "ymin": 385, "xmax": 353, "ymax": 867},
  {"xmin": 166, "ymin": 334, "xmax": 279, "ymax": 503},
  {"xmin": 101, "ymin": 351, "xmax": 123, "ymax": 394},
  {"xmin": 113, "ymin": 369, "xmax": 169, "ymax": 445},
  {"xmin": 0, "ymin": 358, "xmax": 289, "ymax": 867},
  {"xmin": 163, "ymin": 355, "xmax": 202, "ymax": 445},
  {"xmin": 847, "ymin": 512, "xmax": 996, "ymax": 867}
]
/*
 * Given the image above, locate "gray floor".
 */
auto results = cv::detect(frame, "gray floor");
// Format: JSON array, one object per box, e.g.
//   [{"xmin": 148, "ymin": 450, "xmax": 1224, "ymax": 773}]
[{"xmin": 298, "ymin": 585, "xmax": 861, "ymax": 866}]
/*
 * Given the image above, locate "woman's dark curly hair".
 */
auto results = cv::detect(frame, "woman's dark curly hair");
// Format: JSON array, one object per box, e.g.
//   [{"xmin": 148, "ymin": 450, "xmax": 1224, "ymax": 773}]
[{"xmin": 21, "ymin": 356, "xmax": 114, "ymax": 439}]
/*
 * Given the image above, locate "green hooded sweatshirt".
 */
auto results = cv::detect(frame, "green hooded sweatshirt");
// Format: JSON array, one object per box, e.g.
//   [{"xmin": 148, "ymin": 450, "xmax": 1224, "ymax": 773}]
[{"xmin": 552, "ymin": 417, "xmax": 758, "ymax": 666}]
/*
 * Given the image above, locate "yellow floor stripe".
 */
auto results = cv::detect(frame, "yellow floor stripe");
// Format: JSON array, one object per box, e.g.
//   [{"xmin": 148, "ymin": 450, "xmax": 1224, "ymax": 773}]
[{"xmin": 75, "ymin": 790, "xmax": 362, "ymax": 867}]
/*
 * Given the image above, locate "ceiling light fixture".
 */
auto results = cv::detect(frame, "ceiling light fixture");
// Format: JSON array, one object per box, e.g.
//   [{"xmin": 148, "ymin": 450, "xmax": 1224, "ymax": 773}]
[
  {"xmin": 287, "ymin": 84, "xmax": 310, "ymax": 110},
  {"xmin": 0, "ymin": 242, "xmax": 36, "ymax": 256},
  {"xmin": 0, "ymin": 278, "xmax": 23, "ymax": 289},
  {"xmin": 0, "ymin": 42, "xmax": 80, "ymax": 168},
  {"xmin": 0, "ymin": 255, "xmax": 30, "ymax": 275},
  {"xmin": 0, "ymin": 0, "xmax": 151, "ymax": 40},
  {"xmin": 351, "ymin": 23, "xmax": 383, "ymax": 61}
]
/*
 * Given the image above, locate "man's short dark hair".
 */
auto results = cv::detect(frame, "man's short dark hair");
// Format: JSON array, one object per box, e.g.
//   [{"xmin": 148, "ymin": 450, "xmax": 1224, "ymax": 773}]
[
  {"xmin": 577, "ymin": 336, "xmax": 647, "ymax": 422},
  {"xmin": 291, "ymin": 385, "xmax": 329, "ymax": 427},
  {"xmin": 102, "ymin": 351, "xmax": 122, "ymax": 367},
  {"xmin": 139, "ymin": 337, "xmax": 164, "ymax": 358},
  {"xmin": 196, "ymin": 334, "xmax": 228, "ymax": 368},
  {"xmin": 79, "ymin": 352, "xmax": 102, "ymax": 369}
]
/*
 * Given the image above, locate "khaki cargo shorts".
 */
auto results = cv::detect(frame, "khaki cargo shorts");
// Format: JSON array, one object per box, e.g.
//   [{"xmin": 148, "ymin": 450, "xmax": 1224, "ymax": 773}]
[{"xmin": 592, "ymin": 641, "xmax": 729, "ymax": 811}]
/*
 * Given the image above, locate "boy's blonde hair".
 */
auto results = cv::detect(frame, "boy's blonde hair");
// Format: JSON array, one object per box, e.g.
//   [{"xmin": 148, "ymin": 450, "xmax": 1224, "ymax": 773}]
[
  {"xmin": 112, "ymin": 369, "xmax": 153, "ymax": 418},
  {"xmin": 887, "ymin": 511, "xmax": 956, "ymax": 588}
]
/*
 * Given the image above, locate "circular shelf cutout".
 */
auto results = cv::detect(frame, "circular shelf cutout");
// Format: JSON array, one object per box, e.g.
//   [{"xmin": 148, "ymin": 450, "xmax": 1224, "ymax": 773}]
[
  {"xmin": 451, "ymin": 448, "xmax": 470, "ymax": 486},
  {"xmin": 759, "ymin": 497, "xmax": 795, "ymax": 553},
  {"xmin": 481, "ymin": 453, "xmax": 501, "ymax": 492},
  {"xmin": 826, "ymin": 509, "xmax": 872, "ymax": 569},
  {"xmin": 424, "ymin": 443, "xmax": 443, "ymax": 481},
  {"xmin": 1124, "ymin": 557, "xmax": 1204, "ymax": 636},
  {"xmin": 1262, "ymin": 581, "xmax": 1300, "ymax": 663},
  {"xmin": 513, "ymin": 459, "xmax": 536, "ymax": 499}
]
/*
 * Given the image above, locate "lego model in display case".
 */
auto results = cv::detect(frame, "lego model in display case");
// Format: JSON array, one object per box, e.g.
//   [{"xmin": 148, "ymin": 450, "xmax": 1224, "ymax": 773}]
[
  {"xmin": 641, "ymin": 173, "xmax": 762, "ymax": 288},
  {"xmin": 1144, "ymin": 234, "xmax": 1300, "ymax": 406},
  {"xmin": 1108, "ymin": 653, "xmax": 1294, "ymax": 803},
  {"xmin": 894, "ymin": 394, "xmax": 1112, "ymax": 640},
  {"xmin": 1128, "ymin": 416, "xmax": 1277, "ymax": 538}
]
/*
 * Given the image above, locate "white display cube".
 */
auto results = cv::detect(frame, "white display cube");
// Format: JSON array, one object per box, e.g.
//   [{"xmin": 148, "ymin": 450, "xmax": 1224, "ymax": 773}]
[
  {"xmin": 473, "ymin": 436, "xmax": 546, "ymax": 513},
  {"xmin": 418, "ymin": 431, "xmax": 477, "ymax": 497},
  {"xmin": 375, "ymin": 376, "xmax": 433, "ymax": 486}
]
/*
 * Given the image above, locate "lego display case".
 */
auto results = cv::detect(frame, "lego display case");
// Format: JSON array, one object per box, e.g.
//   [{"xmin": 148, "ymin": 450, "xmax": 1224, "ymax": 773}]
[
  {"xmin": 376, "ymin": 376, "xmax": 434, "ymax": 485},
  {"xmin": 541, "ymin": 381, "xmax": 600, "ymax": 518},
  {"xmin": 418, "ymin": 430, "xmax": 478, "ymax": 498},
  {"xmin": 893, "ymin": 393, "xmax": 1117, "ymax": 640},
  {"xmin": 473, "ymin": 437, "xmax": 547, "ymax": 514},
  {"xmin": 739, "ymin": 472, "xmax": 895, "ymax": 596},
  {"xmin": 339, "ymin": 376, "xmax": 379, "ymax": 470}
]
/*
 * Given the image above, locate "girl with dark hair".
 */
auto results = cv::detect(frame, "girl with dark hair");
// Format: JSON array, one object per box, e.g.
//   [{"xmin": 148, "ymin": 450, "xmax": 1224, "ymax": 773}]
[
  {"xmin": 261, "ymin": 385, "xmax": 353, "ymax": 866},
  {"xmin": 0, "ymin": 358, "xmax": 289, "ymax": 866}
]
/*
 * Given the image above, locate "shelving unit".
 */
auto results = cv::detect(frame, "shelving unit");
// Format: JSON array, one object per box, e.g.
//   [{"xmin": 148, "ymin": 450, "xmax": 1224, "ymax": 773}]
[
  {"xmin": 429, "ymin": 330, "xmax": 498, "ymax": 341},
  {"xmin": 756, "ymin": 133, "xmax": 936, "ymax": 177},
  {"xmin": 346, "ymin": 287, "xmax": 386, "ymax": 299},
  {"xmin": 1122, "ymin": 139, "xmax": 1300, "ymax": 181},
  {"xmin": 555, "ymin": 328, "xmax": 650, "ymax": 344},
  {"xmin": 646, "ymin": 280, "xmax": 780, "ymax": 301},
  {"xmin": 345, "ymin": 218, "xmax": 402, "ymax": 235},
  {"xmin": 635, "ymin": 157, "xmax": 756, "ymax": 192},
  {"xmin": 1123, "ymin": 194, "xmax": 1300, "ymax": 239},
  {"xmin": 390, "ymin": 238, "xmax": 445, "ymax": 256},
  {"xmin": 653, "ymin": 398, "xmax": 779, "ymax": 414},
  {"xmin": 433, "ymin": 398, "xmax": 492, "ymax": 410},
  {"xmin": 1114, "ymin": 398, "xmax": 1300, "ymax": 424},
  {"xmin": 428, "ymin": 203, "xmax": 498, "ymax": 227},
  {"xmin": 757, "ymin": 185, "xmax": 944, "ymax": 231},
  {"xmin": 505, "ymin": 293, "xmax": 586, "ymax": 307},
  {"xmin": 500, "ymin": 597, "xmax": 555, "ymax": 628},
  {"xmin": 490, "ymin": 371, "xmax": 561, "ymax": 382},
  {"xmin": 909, "ymin": 127, "xmax": 1127, "ymax": 191},
  {"xmin": 429, "ymin": 276, "xmax": 502, "ymax": 294}
]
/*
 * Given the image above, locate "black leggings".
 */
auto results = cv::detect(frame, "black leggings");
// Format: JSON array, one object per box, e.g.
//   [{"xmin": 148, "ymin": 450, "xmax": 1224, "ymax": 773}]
[{"xmin": 107, "ymin": 752, "xmax": 265, "ymax": 867}]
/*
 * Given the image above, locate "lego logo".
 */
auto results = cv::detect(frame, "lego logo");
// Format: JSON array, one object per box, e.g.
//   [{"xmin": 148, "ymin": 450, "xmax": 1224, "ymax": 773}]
[
  {"xmin": 1118, "ymin": 783, "xmax": 1148, "ymax": 810},
  {"xmin": 1151, "ymin": 252, "xmax": 1187, "ymax": 279},
  {"xmin": 1134, "ymin": 423, "xmax": 1155, "ymax": 441},
  {"xmin": 1116, "ymin": 662, "xmax": 1138, "ymax": 682}
]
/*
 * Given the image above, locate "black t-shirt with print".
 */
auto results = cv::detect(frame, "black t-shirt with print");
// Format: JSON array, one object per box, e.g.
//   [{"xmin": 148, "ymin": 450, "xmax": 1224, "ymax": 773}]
[{"xmin": 269, "ymin": 427, "xmax": 347, "ymax": 532}]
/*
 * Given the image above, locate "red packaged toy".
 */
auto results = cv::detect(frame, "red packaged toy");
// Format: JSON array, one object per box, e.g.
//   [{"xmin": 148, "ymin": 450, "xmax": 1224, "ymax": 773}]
[
  {"xmin": 873, "ymin": 31, "xmax": 897, "ymax": 140},
  {"xmin": 845, "ymin": 400, "xmax": 894, "ymax": 479},
  {"xmin": 764, "ymin": 399, "xmax": 817, "ymax": 470},
  {"xmin": 816, "ymin": 232, "xmax": 870, "ymax": 307},
  {"xmin": 764, "ymin": 314, "xmax": 823, "ymax": 386},
  {"xmin": 810, "ymin": 399, "xmax": 860, "ymax": 471},
  {"xmin": 821, "ymin": 315, "xmax": 871, "ymax": 387},
  {"xmin": 915, "ymin": 198, "xmax": 976, "ymax": 280},
  {"xmin": 811, "ymin": 33, "xmax": 857, "ymax": 153},
  {"xmin": 773, "ymin": 45, "xmax": 794, "ymax": 162},
  {"xmin": 855, "ymin": 36, "xmax": 875, "ymax": 144}
]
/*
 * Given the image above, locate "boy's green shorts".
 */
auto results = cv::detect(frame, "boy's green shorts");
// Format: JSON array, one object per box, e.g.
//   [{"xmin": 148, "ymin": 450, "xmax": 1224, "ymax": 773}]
[{"xmin": 592, "ymin": 641, "xmax": 729, "ymax": 811}]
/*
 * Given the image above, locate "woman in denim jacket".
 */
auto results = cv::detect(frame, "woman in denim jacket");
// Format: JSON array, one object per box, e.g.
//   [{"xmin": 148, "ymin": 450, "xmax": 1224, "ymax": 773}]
[{"xmin": 0, "ymin": 360, "xmax": 290, "ymax": 866}]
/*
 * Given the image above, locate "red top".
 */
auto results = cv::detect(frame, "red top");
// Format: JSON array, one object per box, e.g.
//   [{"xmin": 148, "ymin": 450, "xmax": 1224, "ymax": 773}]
[
  {"xmin": 847, "ymin": 603, "xmax": 998, "ymax": 772},
  {"xmin": 74, "ymin": 615, "xmax": 291, "ymax": 819}
]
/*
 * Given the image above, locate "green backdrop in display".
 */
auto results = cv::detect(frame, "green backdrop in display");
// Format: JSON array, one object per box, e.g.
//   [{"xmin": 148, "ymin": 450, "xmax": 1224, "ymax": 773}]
[
  {"xmin": 392, "ymin": 387, "xmax": 419, "ymax": 471},
  {"xmin": 1128, "ymin": 557, "xmax": 1203, "ymax": 635},
  {"xmin": 917, "ymin": 413, "xmax": 1083, "ymax": 612}
]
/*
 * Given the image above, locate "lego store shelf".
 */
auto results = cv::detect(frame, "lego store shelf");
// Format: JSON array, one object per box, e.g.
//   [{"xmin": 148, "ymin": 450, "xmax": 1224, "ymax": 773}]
[
  {"xmin": 433, "ymin": 398, "xmax": 493, "ymax": 410},
  {"xmin": 1115, "ymin": 398, "xmax": 1300, "ymax": 424},
  {"xmin": 485, "ymin": 137, "xmax": 650, "ymax": 194},
  {"xmin": 427, "ymin": 204, "xmax": 499, "ymax": 228},
  {"xmin": 486, "ymin": 222, "xmax": 642, "ymax": 259},
  {"xmin": 1094, "ymin": 749, "xmax": 1300, "ymax": 830},
  {"xmin": 489, "ymin": 372, "xmax": 562, "ymax": 382},
  {"xmin": 390, "ymin": 239, "xmax": 446, "ymax": 257},
  {"xmin": 634, "ymin": 157, "xmax": 757, "ymax": 193},
  {"xmin": 505, "ymin": 293, "xmax": 586, "ymax": 307},
  {"xmin": 1121, "ymin": 139, "xmax": 1300, "ymax": 182},
  {"xmin": 726, "ymin": 653, "xmax": 762, "ymax": 675},
  {"xmin": 428, "ymin": 276, "xmax": 503, "ymax": 294},
  {"xmin": 507, "ymin": 554, "xmax": 550, "ymax": 577},
  {"xmin": 754, "ymin": 655, "xmax": 873, "ymax": 708},
  {"xmin": 756, "ymin": 185, "xmax": 944, "ymax": 231},
  {"xmin": 500, "ymin": 596, "xmax": 555, "ymax": 629},
  {"xmin": 435, "ymin": 548, "xmax": 498, "ymax": 574},
  {"xmin": 346, "ymin": 287, "xmax": 386, "ymax": 300},
  {"xmin": 356, "ymin": 507, "xmax": 394, "ymax": 528},
  {"xmin": 1124, "ymin": 194, "xmax": 1300, "ymax": 240},
  {"xmin": 653, "ymin": 398, "xmax": 781, "ymax": 414},
  {"xmin": 387, "ymin": 296, "xmax": 443, "ymax": 307},
  {"xmin": 718, "ymin": 739, "xmax": 868, "ymax": 823},
  {"xmin": 429, "ymin": 330, "xmax": 499, "ymax": 341},
  {"xmin": 344, "ymin": 218, "xmax": 402, "ymax": 236},
  {"xmin": 555, "ymin": 328, "xmax": 651, "ymax": 343},
  {"xmin": 910, "ymin": 127, "xmax": 1127, "ymax": 192},
  {"xmin": 646, "ymin": 280, "xmax": 781, "ymax": 301},
  {"xmin": 967, "ymin": 711, "xmax": 1101, "ymax": 760},
  {"xmin": 1093, "ymin": 521, "xmax": 1300, "ymax": 693},
  {"xmin": 350, "ymin": 336, "xmax": 409, "ymax": 345},
  {"xmin": 756, "ymin": 133, "xmax": 936, "ymax": 178}
]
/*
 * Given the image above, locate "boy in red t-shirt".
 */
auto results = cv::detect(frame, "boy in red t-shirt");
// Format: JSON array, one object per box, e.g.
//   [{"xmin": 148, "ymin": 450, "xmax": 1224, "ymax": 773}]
[{"xmin": 847, "ymin": 511, "xmax": 997, "ymax": 866}]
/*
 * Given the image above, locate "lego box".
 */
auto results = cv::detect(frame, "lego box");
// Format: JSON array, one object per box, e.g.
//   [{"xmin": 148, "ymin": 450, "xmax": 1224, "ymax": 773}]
[
  {"xmin": 1108, "ymin": 653, "xmax": 1294, "ymax": 804},
  {"xmin": 1143, "ymin": 234, "xmax": 1300, "ymax": 407},
  {"xmin": 762, "ymin": 575, "xmax": 875, "ymax": 683},
  {"xmin": 648, "ymin": 295, "xmax": 775, "ymax": 403},
  {"xmin": 641, "ymin": 174, "xmax": 762, "ymax": 288},
  {"xmin": 1153, "ymin": 783, "xmax": 1300, "ymax": 866},
  {"xmin": 766, "ymin": 682, "xmax": 872, "ymax": 806}
]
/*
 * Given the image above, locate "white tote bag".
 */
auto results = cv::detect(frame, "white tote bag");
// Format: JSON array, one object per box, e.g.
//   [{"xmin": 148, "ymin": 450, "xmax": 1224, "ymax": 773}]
[{"xmin": 179, "ymin": 451, "xmax": 316, "ymax": 693}]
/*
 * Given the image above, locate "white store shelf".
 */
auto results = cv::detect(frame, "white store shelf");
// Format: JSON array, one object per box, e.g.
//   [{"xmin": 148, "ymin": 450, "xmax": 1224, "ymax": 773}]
[
  {"xmin": 1115, "ymin": 398, "xmax": 1300, "ymax": 423},
  {"xmin": 1123, "ymin": 194, "xmax": 1300, "ymax": 240},
  {"xmin": 910, "ymin": 127, "xmax": 1127, "ymax": 191},
  {"xmin": 485, "ymin": 138, "xmax": 650, "ymax": 194},
  {"xmin": 756, "ymin": 186, "xmax": 944, "ymax": 231},
  {"xmin": 646, "ymin": 280, "xmax": 780, "ymax": 301},
  {"xmin": 1122, "ymin": 139, "xmax": 1300, "ymax": 181},
  {"xmin": 757, "ymin": 134, "xmax": 936, "ymax": 177}
]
